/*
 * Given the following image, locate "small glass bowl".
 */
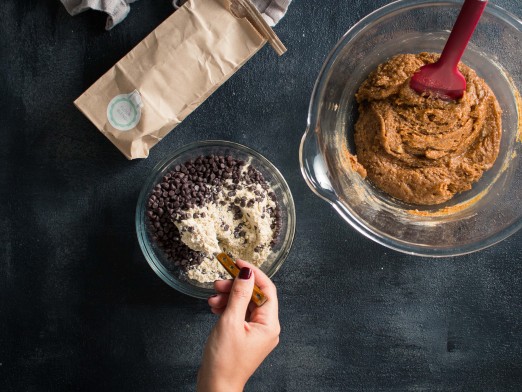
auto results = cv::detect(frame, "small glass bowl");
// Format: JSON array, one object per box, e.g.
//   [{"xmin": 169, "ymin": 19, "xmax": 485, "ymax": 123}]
[
  {"xmin": 136, "ymin": 140, "xmax": 296, "ymax": 298},
  {"xmin": 300, "ymin": 0, "xmax": 522, "ymax": 256}
]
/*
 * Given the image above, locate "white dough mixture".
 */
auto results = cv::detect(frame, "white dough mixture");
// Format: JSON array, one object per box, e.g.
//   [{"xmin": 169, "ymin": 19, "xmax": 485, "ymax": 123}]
[{"xmin": 174, "ymin": 180, "xmax": 278, "ymax": 282}]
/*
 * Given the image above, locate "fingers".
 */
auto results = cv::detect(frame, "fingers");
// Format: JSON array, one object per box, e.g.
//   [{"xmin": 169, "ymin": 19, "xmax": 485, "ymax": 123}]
[
  {"xmin": 210, "ymin": 260, "xmax": 279, "ymax": 325},
  {"xmin": 209, "ymin": 293, "xmax": 253, "ymax": 320},
  {"xmin": 208, "ymin": 293, "xmax": 229, "ymax": 309},
  {"xmin": 235, "ymin": 259, "xmax": 279, "ymax": 325},
  {"xmin": 222, "ymin": 266, "xmax": 255, "ymax": 323},
  {"xmin": 235, "ymin": 259, "xmax": 277, "ymax": 298},
  {"xmin": 213, "ymin": 261, "xmax": 276, "ymax": 298},
  {"xmin": 214, "ymin": 279, "xmax": 233, "ymax": 294},
  {"xmin": 210, "ymin": 306, "xmax": 225, "ymax": 316}
]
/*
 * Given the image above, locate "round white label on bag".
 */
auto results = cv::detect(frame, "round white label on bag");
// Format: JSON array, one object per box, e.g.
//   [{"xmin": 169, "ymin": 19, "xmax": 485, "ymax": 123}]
[{"xmin": 107, "ymin": 90, "xmax": 143, "ymax": 131}]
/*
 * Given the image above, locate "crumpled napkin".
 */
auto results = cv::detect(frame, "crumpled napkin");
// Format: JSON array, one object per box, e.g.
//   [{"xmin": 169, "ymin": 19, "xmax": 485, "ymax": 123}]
[{"xmin": 61, "ymin": 0, "xmax": 292, "ymax": 30}]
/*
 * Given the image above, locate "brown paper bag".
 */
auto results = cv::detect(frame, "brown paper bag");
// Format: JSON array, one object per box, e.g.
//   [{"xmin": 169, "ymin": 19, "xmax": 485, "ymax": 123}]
[{"xmin": 75, "ymin": 0, "xmax": 276, "ymax": 159}]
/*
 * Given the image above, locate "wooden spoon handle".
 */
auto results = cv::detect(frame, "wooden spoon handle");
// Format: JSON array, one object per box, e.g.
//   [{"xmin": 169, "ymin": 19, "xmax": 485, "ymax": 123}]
[
  {"xmin": 230, "ymin": 0, "xmax": 287, "ymax": 56},
  {"xmin": 216, "ymin": 253, "xmax": 268, "ymax": 307}
]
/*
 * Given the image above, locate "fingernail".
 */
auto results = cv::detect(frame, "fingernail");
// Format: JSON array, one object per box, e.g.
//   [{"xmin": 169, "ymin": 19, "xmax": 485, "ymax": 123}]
[
  {"xmin": 239, "ymin": 267, "xmax": 252, "ymax": 280},
  {"xmin": 210, "ymin": 294, "xmax": 218, "ymax": 298}
]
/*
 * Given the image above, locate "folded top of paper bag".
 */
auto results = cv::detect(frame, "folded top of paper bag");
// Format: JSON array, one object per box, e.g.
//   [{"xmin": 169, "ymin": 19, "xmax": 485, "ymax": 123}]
[{"xmin": 61, "ymin": 0, "xmax": 292, "ymax": 30}]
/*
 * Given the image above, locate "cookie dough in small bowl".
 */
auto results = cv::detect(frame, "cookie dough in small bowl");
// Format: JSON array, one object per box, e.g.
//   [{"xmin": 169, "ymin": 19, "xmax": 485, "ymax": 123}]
[
  {"xmin": 136, "ymin": 140, "xmax": 295, "ymax": 298},
  {"xmin": 300, "ymin": 0, "xmax": 522, "ymax": 256}
]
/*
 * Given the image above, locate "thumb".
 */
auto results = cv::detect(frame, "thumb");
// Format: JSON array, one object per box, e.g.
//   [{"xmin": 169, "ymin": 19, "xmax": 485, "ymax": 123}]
[{"xmin": 223, "ymin": 267, "xmax": 255, "ymax": 322}]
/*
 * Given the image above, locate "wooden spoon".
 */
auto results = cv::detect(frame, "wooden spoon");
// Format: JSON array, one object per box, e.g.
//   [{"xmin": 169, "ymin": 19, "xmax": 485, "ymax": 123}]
[{"xmin": 230, "ymin": 0, "xmax": 287, "ymax": 56}]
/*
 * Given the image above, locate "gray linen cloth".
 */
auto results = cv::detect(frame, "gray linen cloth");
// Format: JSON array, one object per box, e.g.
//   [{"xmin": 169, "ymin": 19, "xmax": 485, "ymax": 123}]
[{"xmin": 61, "ymin": 0, "xmax": 292, "ymax": 30}]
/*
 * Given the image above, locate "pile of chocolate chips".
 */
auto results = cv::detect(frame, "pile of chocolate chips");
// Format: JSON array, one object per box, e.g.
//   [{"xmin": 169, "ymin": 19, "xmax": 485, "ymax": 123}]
[{"xmin": 146, "ymin": 154, "xmax": 282, "ymax": 271}]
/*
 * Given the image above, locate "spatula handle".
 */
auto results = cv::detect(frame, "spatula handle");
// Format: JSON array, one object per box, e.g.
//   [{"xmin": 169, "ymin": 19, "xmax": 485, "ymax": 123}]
[{"xmin": 440, "ymin": 0, "xmax": 488, "ymax": 69}]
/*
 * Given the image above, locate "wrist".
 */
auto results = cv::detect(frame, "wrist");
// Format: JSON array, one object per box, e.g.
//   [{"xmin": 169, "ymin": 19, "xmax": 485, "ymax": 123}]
[{"xmin": 197, "ymin": 371, "xmax": 245, "ymax": 392}]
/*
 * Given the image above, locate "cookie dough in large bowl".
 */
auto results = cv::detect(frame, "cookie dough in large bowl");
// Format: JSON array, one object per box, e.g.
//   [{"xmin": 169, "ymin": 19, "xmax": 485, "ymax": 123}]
[
  {"xmin": 300, "ymin": 0, "xmax": 522, "ymax": 256},
  {"xmin": 137, "ymin": 140, "xmax": 295, "ymax": 298}
]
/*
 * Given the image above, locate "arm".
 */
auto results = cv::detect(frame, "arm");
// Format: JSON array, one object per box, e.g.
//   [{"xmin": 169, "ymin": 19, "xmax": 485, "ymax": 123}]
[{"xmin": 197, "ymin": 259, "xmax": 280, "ymax": 391}]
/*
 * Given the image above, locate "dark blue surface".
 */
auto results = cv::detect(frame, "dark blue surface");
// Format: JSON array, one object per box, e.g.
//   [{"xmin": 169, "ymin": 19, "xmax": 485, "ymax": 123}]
[{"xmin": 0, "ymin": 1, "xmax": 521, "ymax": 391}]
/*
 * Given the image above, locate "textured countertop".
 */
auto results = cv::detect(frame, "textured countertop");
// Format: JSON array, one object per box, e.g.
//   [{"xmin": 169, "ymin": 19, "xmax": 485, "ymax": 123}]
[{"xmin": 1, "ymin": 1, "xmax": 521, "ymax": 391}]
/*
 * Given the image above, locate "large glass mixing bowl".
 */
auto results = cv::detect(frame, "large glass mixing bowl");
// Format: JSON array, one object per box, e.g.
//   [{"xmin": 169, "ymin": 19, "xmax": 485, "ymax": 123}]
[{"xmin": 299, "ymin": 0, "xmax": 522, "ymax": 256}]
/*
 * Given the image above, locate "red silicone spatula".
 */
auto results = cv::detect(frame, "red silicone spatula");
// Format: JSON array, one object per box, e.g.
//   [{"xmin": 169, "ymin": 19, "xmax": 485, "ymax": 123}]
[{"xmin": 409, "ymin": 0, "xmax": 488, "ymax": 100}]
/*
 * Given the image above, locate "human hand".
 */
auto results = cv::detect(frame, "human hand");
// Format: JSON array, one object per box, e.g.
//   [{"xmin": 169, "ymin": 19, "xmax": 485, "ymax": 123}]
[{"xmin": 196, "ymin": 259, "xmax": 280, "ymax": 392}]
